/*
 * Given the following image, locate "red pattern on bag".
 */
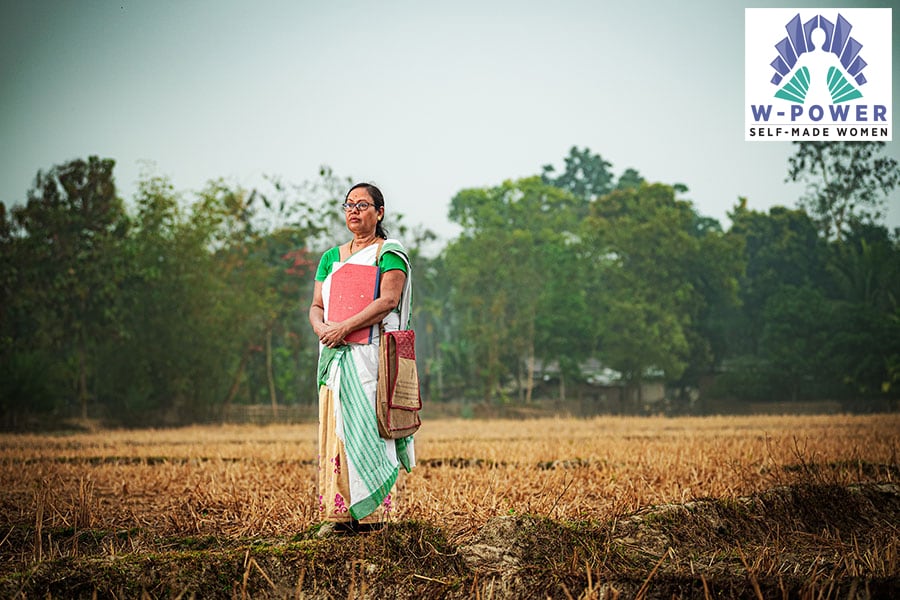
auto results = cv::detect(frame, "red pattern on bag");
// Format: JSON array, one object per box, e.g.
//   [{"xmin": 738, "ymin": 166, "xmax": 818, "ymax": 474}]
[
  {"xmin": 393, "ymin": 331, "xmax": 416, "ymax": 360},
  {"xmin": 377, "ymin": 329, "xmax": 421, "ymax": 438}
]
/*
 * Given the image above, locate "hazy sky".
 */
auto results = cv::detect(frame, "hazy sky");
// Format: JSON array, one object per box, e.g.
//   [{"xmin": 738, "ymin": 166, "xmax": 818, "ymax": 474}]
[{"xmin": 1, "ymin": 0, "xmax": 897, "ymax": 244}]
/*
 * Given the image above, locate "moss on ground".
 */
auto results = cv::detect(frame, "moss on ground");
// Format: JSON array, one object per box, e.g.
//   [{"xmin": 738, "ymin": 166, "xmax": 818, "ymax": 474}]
[{"xmin": 2, "ymin": 483, "xmax": 899, "ymax": 599}]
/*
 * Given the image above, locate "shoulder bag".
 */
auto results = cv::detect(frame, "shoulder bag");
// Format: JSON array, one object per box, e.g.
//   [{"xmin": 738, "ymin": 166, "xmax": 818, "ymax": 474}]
[{"xmin": 376, "ymin": 327, "xmax": 421, "ymax": 439}]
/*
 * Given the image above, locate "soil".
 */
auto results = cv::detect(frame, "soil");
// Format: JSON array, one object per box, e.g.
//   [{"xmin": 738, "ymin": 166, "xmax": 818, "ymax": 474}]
[{"xmin": 2, "ymin": 482, "xmax": 898, "ymax": 599}]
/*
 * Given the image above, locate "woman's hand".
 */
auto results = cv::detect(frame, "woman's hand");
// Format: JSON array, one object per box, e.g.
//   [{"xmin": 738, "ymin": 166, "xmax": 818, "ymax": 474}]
[
  {"xmin": 310, "ymin": 320, "xmax": 328, "ymax": 341},
  {"xmin": 318, "ymin": 321, "xmax": 348, "ymax": 349}
]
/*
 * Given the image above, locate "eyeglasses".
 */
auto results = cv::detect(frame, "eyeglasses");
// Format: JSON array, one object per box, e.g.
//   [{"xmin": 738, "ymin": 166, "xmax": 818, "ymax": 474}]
[{"xmin": 341, "ymin": 202, "xmax": 372, "ymax": 212}]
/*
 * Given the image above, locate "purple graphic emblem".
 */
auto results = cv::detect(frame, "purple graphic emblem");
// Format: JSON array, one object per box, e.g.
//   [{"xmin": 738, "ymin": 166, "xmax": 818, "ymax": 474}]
[{"xmin": 769, "ymin": 13, "xmax": 867, "ymax": 88}]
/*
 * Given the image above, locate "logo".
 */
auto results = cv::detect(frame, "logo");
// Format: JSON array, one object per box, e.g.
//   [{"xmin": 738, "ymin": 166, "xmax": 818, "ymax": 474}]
[{"xmin": 745, "ymin": 8, "xmax": 892, "ymax": 141}]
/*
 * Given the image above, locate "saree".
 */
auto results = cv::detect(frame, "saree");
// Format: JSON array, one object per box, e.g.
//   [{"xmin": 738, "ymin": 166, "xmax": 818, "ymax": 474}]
[{"xmin": 316, "ymin": 239, "xmax": 415, "ymax": 523}]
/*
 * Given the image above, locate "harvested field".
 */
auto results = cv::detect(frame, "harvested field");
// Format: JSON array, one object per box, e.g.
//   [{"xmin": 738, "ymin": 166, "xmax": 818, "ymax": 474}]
[{"xmin": 1, "ymin": 414, "xmax": 898, "ymax": 598}]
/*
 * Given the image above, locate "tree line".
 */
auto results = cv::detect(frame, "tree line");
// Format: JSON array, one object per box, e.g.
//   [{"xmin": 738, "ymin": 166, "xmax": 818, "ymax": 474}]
[{"xmin": 1, "ymin": 144, "xmax": 898, "ymax": 427}]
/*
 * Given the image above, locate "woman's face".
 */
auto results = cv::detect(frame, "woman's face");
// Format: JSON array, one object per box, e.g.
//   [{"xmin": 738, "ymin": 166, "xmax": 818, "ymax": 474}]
[{"xmin": 344, "ymin": 187, "xmax": 383, "ymax": 236}]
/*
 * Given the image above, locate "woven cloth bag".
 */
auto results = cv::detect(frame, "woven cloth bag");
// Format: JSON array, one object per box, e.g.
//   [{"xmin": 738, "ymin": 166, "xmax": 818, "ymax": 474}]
[{"xmin": 376, "ymin": 329, "xmax": 422, "ymax": 439}]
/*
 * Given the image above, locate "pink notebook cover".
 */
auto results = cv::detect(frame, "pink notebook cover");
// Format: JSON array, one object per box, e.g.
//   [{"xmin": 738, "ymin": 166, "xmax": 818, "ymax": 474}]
[{"xmin": 326, "ymin": 263, "xmax": 380, "ymax": 344}]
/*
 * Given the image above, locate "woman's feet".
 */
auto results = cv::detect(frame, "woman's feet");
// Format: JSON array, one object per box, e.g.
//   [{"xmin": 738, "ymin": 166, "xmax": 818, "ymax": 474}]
[
  {"xmin": 315, "ymin": 519, "xmax": 384, "ymax": 537},
  {"xmin": 355, "ymin": 521, "xmax": 384, "ymax": 533},
  {"xmin": 315, "ymin": 521, "xmax": 354, "ymax": 537}
]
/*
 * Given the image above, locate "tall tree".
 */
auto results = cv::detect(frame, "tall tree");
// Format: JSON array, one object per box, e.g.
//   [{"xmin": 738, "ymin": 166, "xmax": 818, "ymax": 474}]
[
  {"xmin": 787, "ymin": 141, "xmax": 899, "ymax": 240},
  {"xmin": 726, "ymin": 202, "xmax": 830, "ymax": 358},
  {"xmin": 728, "ymin": 200, "xmax": 828, "ymax": 355},
  {"xmin": 585, "ymin": 183, "xmax": 740, "ymax": 406},
  {"xmin": 542, "ymin": 146, "xmax": 615, "ymax": 202},
  {"xmin": 445, "ymin": 177, "xmax": 587, "ymax": 402},
  {"xmin": 819, "ymin": 222, "xmax": 900, "ymax": 406},
  {"xmin": 614, "ymin": 167, "xmax": 646, "ymax": 191},
  {"xmin": 718, "ymin": 204, "xmax": 900, "ymax": 406},
  {"xmin": 758, "ymin": 284, "xmax": 831, "ymax": 402},
  {"xmin": 92, "ymin": 172, "xmax": 237, "ymax": 423},
  {"xmin": 7, "ymin": 157, "xmax": 128, "ymax": 420}
]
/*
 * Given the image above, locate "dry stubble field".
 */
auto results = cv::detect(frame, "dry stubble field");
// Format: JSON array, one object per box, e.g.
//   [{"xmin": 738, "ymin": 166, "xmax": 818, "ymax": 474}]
[{"xmin": 1, "ymin": 413, "xmax": 899, "ymax": 598}]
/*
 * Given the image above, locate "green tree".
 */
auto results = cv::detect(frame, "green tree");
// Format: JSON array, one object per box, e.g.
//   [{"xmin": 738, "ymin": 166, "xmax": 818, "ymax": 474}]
[
  {"xmin": 758, "ymin": 285, "xmax": 830, "ymax": 402},
  {"xmin": 820, "ymin": 300, "xmax": 900, "ymax": 407},
  {"xmin": 672, "ymin": 215, "xmax": 743, "ymax": 407},
  {"xmin": 819, "ymin": 222, "xmax": 900, "ymax": 407},
  {"xmin": 531, "ymin": 237, "xmax": 595, "ymax": 400},
  {"xmin": 191, "ymin": 179, "xmax": 320, "ymax": 418},
  {"xmin": 615, "ymin": 167, "xmax": 646, "ymax": 191},
  {"xmin": 828, "ymin": 222, "xmax": 900, "ymax": 313},
  {"xmin": 92, "ymin": 172, "xmax": 324, "ymax": 425},
  {"xmin": 787, "ymin": 141, "xmax": 900, "ymax": 240},
  {"xmin": 4, "ymin": 157, "xmax": 128, "ymax": 420},
  {"xmin": 445, "ymin": 177, "xmax": 587, "ymax": 402},
  {"xmin": 718, "ymin": 203, "xmax": 900, "ymax": 407},
  {"xmin": 726, "ymin": 202, "xmax": 829, "ymax": 358},
  {"xmin": 1, "ymin": 203, "xmax": 71, "ymax": 426},
  {"xmin": 542, "ymin": 146, "xmax": 615, "ymax": 202},
  {"xmin": 586, "ymin": 183, "xmax": 740, "ymax": 407}
]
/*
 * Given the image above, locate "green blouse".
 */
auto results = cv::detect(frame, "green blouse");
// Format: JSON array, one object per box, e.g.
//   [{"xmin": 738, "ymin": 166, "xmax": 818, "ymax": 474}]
[{"xmin": 314, "ymin": 246, "xmax": 408, "ymax": 282}]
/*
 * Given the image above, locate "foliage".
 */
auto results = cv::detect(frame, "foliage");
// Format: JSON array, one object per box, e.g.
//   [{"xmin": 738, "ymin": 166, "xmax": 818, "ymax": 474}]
[
  {"xmin": 444, "ymin": 177, "xmax": 588, "ymax": 401},
  {"xmin": 585, "ymin": 184, "xmax": 742, "ymax": 402},
  {"xmin": 787, "ymin": 141, "xmax": 899, "ymax": 240},
  {"xmin": 541, "ymin": 146, "xmax": 615, "ymax": 202},
  {"xmin": 725, "ymin": 203, "xmax": 829, "ymax": 358},
  {"xmin": 819, "ymin": 223, "xmax": 900, "ymax": 404},
  {"xmin": 719, "ymin": 202, "xmax": 900, "ymax": 405},
  {"xmin": 758, "ymin": 285, "xmax": 831, "ymax": 401},
  {"xmin": 1, "ymin": 159, "xmax": 335, "ymax": 426},
  {"xmin": 2, "ymin": 157, "xmax": 129, "ymax": 421},
  {"xmin": 3, "ymin": 143, "xmax": 899, "ymax": 424}
]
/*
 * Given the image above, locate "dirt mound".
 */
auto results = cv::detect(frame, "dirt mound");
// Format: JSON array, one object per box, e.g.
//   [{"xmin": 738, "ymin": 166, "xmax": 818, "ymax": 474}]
[
  {"xmin": 3, "ymin": 483, "xmax": 898, "ymax": 599},
  {"xmin": 459, "ymin": 482, "xmax": 900, "ymax": 598}
]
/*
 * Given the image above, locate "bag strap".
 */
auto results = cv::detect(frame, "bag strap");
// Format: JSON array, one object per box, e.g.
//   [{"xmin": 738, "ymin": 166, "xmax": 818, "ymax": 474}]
[{"xmin": 377, "ymin": 238, "xmax": 387, "ymax": 339}]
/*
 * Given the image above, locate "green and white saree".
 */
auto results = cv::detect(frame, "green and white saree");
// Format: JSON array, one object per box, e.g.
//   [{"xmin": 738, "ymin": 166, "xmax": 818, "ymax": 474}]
[{"xmin": 316, "ymin": 239, "xmax": 415, "ymax": 522}]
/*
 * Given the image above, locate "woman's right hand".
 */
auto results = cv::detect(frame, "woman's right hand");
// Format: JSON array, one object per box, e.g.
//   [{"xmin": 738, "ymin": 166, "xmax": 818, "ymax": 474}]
[{"xmin": 318, "ymin": 321, "xmax": 348, "ymax": 348}]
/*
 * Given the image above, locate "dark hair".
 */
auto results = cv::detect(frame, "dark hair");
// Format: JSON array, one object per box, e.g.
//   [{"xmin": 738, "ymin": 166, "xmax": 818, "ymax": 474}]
[{"xmin": 346, "ymin": 182, "xmax": 387, "ymax": 239}]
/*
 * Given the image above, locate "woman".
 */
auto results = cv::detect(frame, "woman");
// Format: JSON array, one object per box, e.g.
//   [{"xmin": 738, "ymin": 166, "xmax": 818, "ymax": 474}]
[{"xmin": 308, "ymin": 182, "xmax": 415, "ymax": 533}]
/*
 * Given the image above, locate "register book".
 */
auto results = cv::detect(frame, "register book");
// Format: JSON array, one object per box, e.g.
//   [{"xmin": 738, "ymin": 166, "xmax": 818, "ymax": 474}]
[{"xmin": 326, "ymin": 262, "xmax": 380, "ymax": 344}]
